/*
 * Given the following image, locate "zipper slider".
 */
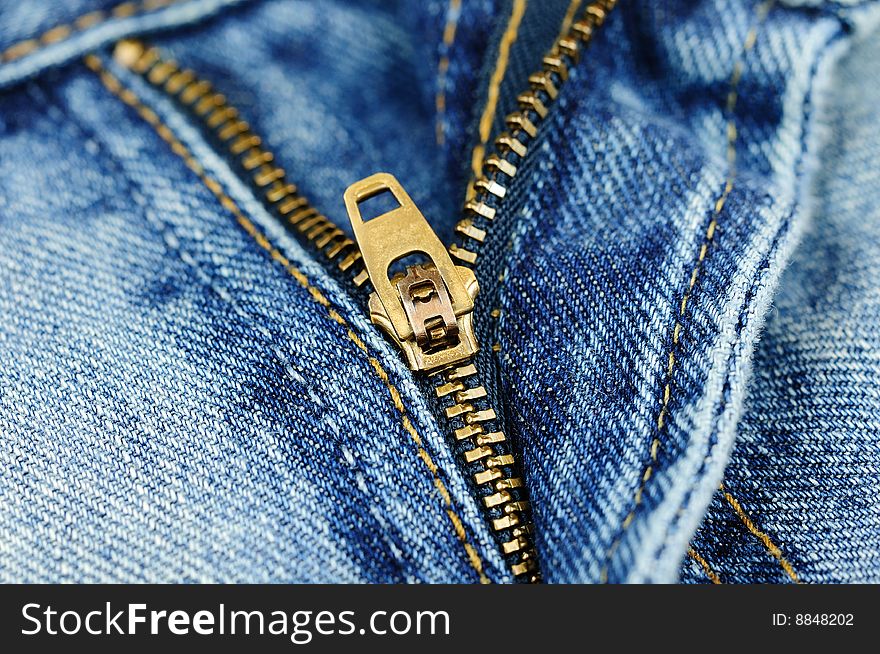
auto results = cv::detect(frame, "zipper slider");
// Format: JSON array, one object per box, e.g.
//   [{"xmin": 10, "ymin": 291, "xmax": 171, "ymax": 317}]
[{"xmin": 344, "ymin": 173, "xmax": 479, "ymax": 372}]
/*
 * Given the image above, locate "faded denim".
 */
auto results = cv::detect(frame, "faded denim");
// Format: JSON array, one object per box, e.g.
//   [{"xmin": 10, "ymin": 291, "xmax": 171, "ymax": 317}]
[{"xmin": 0, "ymin": 0, "xmax": 878, "ymax": 583}]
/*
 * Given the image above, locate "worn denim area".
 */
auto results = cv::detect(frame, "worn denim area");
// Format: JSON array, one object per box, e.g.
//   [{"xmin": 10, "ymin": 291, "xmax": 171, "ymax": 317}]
[
  {"xmin": 0, "ymin": 0, "xmax": 511, "ymax": 583},
  {"xmin": 477, "ymin": 0, "xmax": 880, "ymax": 583},
  {"xmin": 1, "ymin": 0, "xmax": 879, "ymax": 583},
  {"xmin": 681, "ymin": 18, "xmax": 880, "ymax": 584},
  {"xmin": 0, "ymin": 0, "xmax": 245, "ymax": 87}
]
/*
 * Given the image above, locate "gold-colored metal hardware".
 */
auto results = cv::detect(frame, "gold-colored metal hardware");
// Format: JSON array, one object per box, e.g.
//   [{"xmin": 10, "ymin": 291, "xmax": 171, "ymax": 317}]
[
  {"xmin": 511, "ymin": 556, "xmax": 537, "ymax": 576},
  {"xmin": 484, "ymin": 154, "xmax": 517, "ymax": 178},
  {"xmin": 492, "ymin": 514, "xmax": 520, "ymax": 531},
  {"xmin": 114, "ymin": 39, "xmax": 367, "ymax": 284},
  {"xmin": 454, "ymin": 423, "xmax": 484, "ymax": 441},
  {"xmin": 466, "ymin": 408, "xmax": 497, "ymax": 424},
  {"xmin": 556, "ymin": 36, "xmax": 580, "ymax": 62},
  {"xmin": 464, "ymin": 199, "xmax": 497, "ymax": 220},
  {"xmin": 529, "ymin": 71, "xmax": 557, "ymax": 99},
  {"xmin": 496, "ymin": 477, "xmax": 523, "ymax": 490},
  {"xmin": 445, "ymin": 363, "xmax": 477, "ymax": 380},
  {"xmin": 542, "ymin": 54, "xmax": 568, "ymax": 81},
  {"xmin": 474, "ymin": 468, "xmax": 503, "ymax": 485},
  {"xmin": 344, "ymin": 173, "xmax": 479, "ymax": 372},
  {"xmin": 116, "ymin": 0, "xmax": 619, "ymax": 584},
  {"xmin": 476, "ymin": 431, "xmax": 506, "ymax": 446},
  {"xmin": 486, "ymin": 454, "xmax": 515, "ymax": 469},
  {"xmin": 445, "ymin": 403, "xmax": 474, "ymax": 419},
  {"xmin": 497, "ymin": 133, "xmax": 528, "ymax": 158},
  {"xmin": 505, "ymin": 112, "xmax": 537, "ymax": 138},
  {"xmin": 435, "ymin": 380, "xmax": 465, "ymax": 397},
  {"xmin": 455, "ymin": 218, "xmax": 487, "ymax": 243},
  {"xmin": 502, "ymin": 535, "xmax": 530, "ymax": 555},
  {"xmin": 474, "ymin": 177, "xmax": 507, "ymax": 199},
  {"xmin": 504, "ymin": 500, "xmax": 530, "ymax": 514},
  {"xmin": 484, "ymin": 491, "xmax": 513, "ymax": 508},
  {"xmin": 464, "ymin": 446, "xmax": 494, "ymax": 463},
  {"xmin": 455, "ymin": 386, "xmax": 487, "ymax": 403},
  {"xmin": 571, "ymin": 20, "xmax": 594, "ymax": 42},
  {"xmin": 448, "ymin": 243, "xmax": 479, "ymax": 265},
  {"xmin": 517, "ymin": 92, "xmax": 548, "ymax": 119}
]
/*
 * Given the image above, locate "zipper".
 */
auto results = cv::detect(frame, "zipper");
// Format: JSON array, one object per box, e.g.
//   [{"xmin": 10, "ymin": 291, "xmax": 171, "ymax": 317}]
[
  {"xmin": 110, "ymin": 39, "xmax": 372, "ymax": 289},
  {"xmin": 342, "ymin": 0, "xmax": 617, "ymax": 582},
  {"xmin": 449, "ymin": 0, "xmax": 617, "ymax": 268},
  {"xmin": 109, "ymin": 0, "xmax": 615, "ymax": 584},
  {"xmin": 344, "ymin": 172, "xmax": 537, "ymax": 579}
]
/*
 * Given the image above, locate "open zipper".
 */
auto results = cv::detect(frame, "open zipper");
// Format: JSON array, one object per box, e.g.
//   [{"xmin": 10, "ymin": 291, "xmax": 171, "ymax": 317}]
[{"xmin": 109, "ymin": 0, "xmax": 615, "ymax": 583}]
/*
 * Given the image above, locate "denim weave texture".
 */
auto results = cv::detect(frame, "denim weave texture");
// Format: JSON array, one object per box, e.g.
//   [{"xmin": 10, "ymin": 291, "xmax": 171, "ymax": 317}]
[{"xmin": 0, "ymin": 0, "xmax": 879, "ymax": 583}]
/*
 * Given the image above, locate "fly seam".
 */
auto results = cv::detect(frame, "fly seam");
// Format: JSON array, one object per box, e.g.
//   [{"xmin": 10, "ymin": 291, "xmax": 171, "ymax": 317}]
[
  {"xmin": 0, "ymin": 0, "xmax": 185, "ymax": 63},
  {"xmin": 84, "ymin": 54, "xmax": 491, "ymax": 584},
  {"xmin": 436, "ymin": 0, "xmax": 462, "ymax": 145},
  {"xmin": 468, "ymin": 0, "xmax": 527, "ymax": 185},
  {"xmin": 482, "ymin": 1, "xmax": 581, "ymax": 376},
  {"xmin": 557, "ymin": 0, "xmax": 584, "ymax": 40},
  {"xmin": 687, "ymin": 546, "xmax": 721, "ymax": 584},
  {"xmin": 721, "ymin": 484, "xmax": 800, "ymax": 583},
  {"xmin": 600, "ymin": 0, "xmax": 776, "ymax": 582}
]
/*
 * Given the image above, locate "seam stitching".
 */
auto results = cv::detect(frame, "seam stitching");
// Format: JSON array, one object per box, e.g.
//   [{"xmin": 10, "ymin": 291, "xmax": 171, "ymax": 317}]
[
  {"xmin": 41, "ymin": 77, "xmax": 414, "ymax": 582},
  {"xmin": 687, "ymin": 546, "xmax": 722, "ymax": 584},
  {"xmin": 557, "ymin": 0, "xmax": 585, "ymax": 40},
  {"xmin": 436, "ymin": 0, "xmax": 462, "ymax": 145},
  {"xmin": 0, "ymin": 0, "xmax": 186, "ymax": 63},
  {"xmin": 468, "ymin": 0, "xmax": 527, "ymax": 181},
  {"xmin": 84, "ymin": 53, "xmax": 491, "ymax": 584},
  {"xmin": 600, "ymin": 0, "xmax": 777, "ymax": 582},
  {"xmin": 656, "ymin": 10, "xmax": 844, "ymax": 581},
  {"xmin": 722, "ymin": 484, "xmax": 800, "ymax": 583}
]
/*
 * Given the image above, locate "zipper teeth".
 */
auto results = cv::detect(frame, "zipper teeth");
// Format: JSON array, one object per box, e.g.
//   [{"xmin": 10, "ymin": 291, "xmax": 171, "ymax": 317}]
[
  {"xmin": 112, "ymin": 38, "xmax": 537, "ymax": 582},
  {"xmin": 436, "ymin": 0, "xmax": 619, "ymax": 582},
  {"xmin": 434, "ymin": 361, "xmax": 538, "ymax": 580},
  {"xmin": 110, "ymin": 0, "xmax": 616, "ymax": 582},
  {"xmin": 113, "ymin": 39, "xmax": 371, "ymax": 288},
  {"xmin": 450, "ymin": 0, "xmax": 617, "ymax": 266}
]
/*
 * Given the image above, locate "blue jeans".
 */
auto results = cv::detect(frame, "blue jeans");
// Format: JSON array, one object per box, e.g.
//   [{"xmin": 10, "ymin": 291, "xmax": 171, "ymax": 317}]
[{"xmin": 1, "ymin": 0, "xmax": 878, "ymax": 583}]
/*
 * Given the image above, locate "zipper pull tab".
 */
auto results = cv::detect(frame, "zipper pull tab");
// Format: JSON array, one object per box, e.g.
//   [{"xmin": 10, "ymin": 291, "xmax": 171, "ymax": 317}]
[{"xmin": 344, "ymin": 173, "xmax": 479, "ymax": 372}]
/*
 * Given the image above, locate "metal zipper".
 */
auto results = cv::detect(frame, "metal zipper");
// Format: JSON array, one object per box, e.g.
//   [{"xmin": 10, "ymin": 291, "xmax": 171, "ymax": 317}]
[
  {"xmin": 109, "ymin": 0, "xmax": 615, "ymax": 583},
  {"xmin": 344, "ymin": 172, "xmax": 537, "ymax": 580},
  {"xmin": 449, "ymin": 0, "xmax": 617, "ymax": 267},
  {"xmin": 111, "ymin": 39, "xmax": 371, "ymax": 289},
  {"xmin": 343, "ymin": 0, "xmax": 616, "ymax": 582}
]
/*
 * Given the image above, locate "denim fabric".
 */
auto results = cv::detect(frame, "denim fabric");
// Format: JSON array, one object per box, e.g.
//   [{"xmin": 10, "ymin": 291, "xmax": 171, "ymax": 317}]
[
  {"xmin": 1, "ymin": 0, "xmax": 879, "ymax": 583},
  {"xmin": 0, "ymin": 0, "xmax": 510, "ymax": 583},
  {"xmin": 474, "ymin": 0, "xmax": 880, "ymax": 582},
  {"xmin": 681, "ymin": 16, "xmax": 880, "ymax": 584},
  {"xmin": 145, "ymin": 0, "xmax": 466, "ymax": 243},
  {"xmin": 0, "ymin": 0, "xmax": 245, "ymax": 87},
  {"xmin": 406, "ymin": 0, "xmax": 501, "ymax": 202}
]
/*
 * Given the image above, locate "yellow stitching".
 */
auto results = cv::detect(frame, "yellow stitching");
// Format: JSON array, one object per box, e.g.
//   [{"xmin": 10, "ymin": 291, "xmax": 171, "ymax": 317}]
[
  {"xmin": 112, "ymin": 2, "xmax": 141, "ymax": 19},
  {"xmin": 435, "ymin": 0, "xmax": 462, "ymax": 145},
  {"xmin": 41, "ymin": 25, "xmax": 73, "ymax": 45},
  {"xmin": 600, "ymin": 0, "xmax": 776, "ymax": 582},
  {"xmin": 468, "ymin": 0, "xmax": 527, "ymax": 186},
  {"xmin": 687, "ymin": 547, "xmax": 722, "ymax": 584},
  {"xmin": 85, "ymin": 53, "xmax": 491, "ymax": 584},
  {"xmin": 0, "ymin": 0, "xmax": 182, "ymax": 63},
  {"xmin": 75, "ymin": 11, "xmax": 108, "ymax": 30},
  {"xmin": 721, "ymin": 485, "xmax": 800, "ymax": 583},
  {"xmin": 557, "ymin": 0, "xmax": 583, "ymax": 40}
]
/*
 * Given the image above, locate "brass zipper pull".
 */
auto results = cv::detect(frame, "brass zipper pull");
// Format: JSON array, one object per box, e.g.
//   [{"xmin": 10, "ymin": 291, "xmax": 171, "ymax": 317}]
[{"xmin": 344, "ymin": 173, "xmax": 479, "ymax": 372}]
